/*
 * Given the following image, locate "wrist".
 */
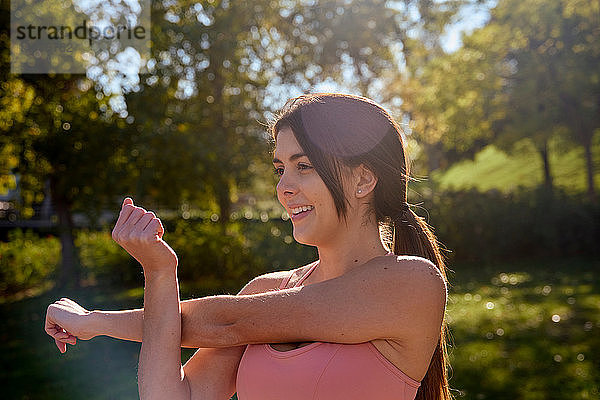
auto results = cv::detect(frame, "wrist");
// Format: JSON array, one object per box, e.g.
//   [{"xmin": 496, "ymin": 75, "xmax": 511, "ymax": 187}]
[
  {"xmin": 143, "ymin": 267, "xmax": 178, "ymax": 282},
  {"xmin": 85, "ymin": 310, "xmax": 103, "ymax": 339}
]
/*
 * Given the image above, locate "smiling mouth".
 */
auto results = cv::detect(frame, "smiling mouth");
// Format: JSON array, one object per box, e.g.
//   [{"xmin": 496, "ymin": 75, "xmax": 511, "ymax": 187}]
[
  {"xmin": 290, "ymin": 206, "xmax": 315, "ymax": 219},
  {"xmin": 290, "ymin": 205, "xmax": 314, "ymax": 216}
]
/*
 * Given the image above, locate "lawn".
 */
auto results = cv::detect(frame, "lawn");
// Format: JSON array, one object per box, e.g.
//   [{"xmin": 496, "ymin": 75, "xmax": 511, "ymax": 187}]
[
  {"xmin": 446, "ymin": 257, "xmax": 600, "ymax": 399},
  {"xmin": 429, "ymin": 136, "xmax": 600, "ymax": 194},
  {"xmin": 1, "ymin": 256, "xmax": 598, "ymax": 399}
]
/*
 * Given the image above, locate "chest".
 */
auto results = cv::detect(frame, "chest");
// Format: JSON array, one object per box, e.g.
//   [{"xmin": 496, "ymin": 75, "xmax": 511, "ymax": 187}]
[
  {"xmin": 269, "ymin": 339, "xmax": 404, "ymax": 370},
  {"xmin": 236, "ymin": 341, "xmax": 420, "ymax": 400},
  {"xmin": 277, "ymin": 268, "xmax": 410, "ymax": 375}
]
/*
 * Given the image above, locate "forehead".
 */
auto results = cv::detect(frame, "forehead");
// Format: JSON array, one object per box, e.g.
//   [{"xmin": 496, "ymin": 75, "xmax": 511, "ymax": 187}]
[{"xmin": 273, "ymin": 126, "xmax": 304, "ymax": 160}]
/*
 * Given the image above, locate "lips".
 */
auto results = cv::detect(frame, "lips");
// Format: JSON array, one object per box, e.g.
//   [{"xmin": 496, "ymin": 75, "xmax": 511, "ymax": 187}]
[
  {"xmin": 290, "ymin": 205, "xmax": 314, "ymax": 215},
  {"xmin": 289, "ymin": 205, "xmax": 314, "ymax": 221}
]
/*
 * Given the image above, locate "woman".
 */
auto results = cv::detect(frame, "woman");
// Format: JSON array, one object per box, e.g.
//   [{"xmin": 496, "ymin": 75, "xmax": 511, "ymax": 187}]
[{"xmin": 45, "ymin": 93, "xmax": 451, "ymax": 400}]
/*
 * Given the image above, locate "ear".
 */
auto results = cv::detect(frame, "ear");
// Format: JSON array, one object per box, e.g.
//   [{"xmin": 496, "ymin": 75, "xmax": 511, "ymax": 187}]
[{"xmin": 354, "ymin": 164, "xmax": 378, "ymax": 198}]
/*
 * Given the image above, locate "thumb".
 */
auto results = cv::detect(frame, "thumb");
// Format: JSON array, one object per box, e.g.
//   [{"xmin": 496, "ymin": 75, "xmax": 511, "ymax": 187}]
[
  {"xmin": 123, "ymin": 197, "xmax": 134, "ymax": 207},
  {"xmin": 55, "ymin": 338, "xmax": 67, "ymax": 354}
]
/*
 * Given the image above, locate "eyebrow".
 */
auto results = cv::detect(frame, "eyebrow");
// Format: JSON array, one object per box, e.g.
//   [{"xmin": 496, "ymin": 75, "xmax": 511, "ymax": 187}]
[{"xmin": 272, "ymin": 153, "xmax": 307, "ymax": 164}]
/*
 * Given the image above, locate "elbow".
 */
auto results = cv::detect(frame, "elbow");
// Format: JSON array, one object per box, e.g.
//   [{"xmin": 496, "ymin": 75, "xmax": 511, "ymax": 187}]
[
  {"xmin": 203, "ymin": 297, "xmax": 245, "ymax": 347},
  {"xmin": 181, "ymin": 314, "xmax": 242, "ymax": 348},
  {"xmin": 212, "ymin": 321, "xmax": 244, "ymax": 347},
  {"xmin": 181, "ymin": 295, "xmax": 246, "ymax": 348}
]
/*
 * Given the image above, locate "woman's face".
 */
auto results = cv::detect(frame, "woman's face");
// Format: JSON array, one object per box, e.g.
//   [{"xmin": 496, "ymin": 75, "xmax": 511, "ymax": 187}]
[{"xmin": 273, "ymin": 126, "xmax": 344, "ymax": 246}]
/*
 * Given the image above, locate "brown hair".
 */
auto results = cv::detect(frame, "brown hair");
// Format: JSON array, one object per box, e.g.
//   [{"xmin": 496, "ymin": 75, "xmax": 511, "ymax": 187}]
[{"xmin": 270, "ymin": 93, "xmax": 452, "ymax": 400}]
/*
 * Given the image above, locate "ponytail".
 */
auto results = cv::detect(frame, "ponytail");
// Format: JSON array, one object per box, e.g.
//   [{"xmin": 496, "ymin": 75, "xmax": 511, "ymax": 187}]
[{"xmin": 392, "ymin": 208, "xmax": 452, "ymax": 400}]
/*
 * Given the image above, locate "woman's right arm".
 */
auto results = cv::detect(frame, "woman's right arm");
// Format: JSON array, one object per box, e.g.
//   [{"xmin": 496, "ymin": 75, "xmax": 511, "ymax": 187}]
[
  {"xmin": 45, "ymin": 271, "xmax": 289, "ymax": 351},
  {"xmin": 45, "ymin": 299, "xmax": 219, "ymax": 350},
  {"xmin": 46, "ymin": 272, "xmax": 287, "ymax": 400}
]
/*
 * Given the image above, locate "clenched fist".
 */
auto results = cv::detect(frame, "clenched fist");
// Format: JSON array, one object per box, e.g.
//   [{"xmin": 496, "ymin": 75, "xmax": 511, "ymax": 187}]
[
  {"xmin": 45, "ymin": 298, "xmax": 95, "ymax": 353},
  {"xmin": 112, "ymin": 197, "xmax": 178, "ymax": 276}
]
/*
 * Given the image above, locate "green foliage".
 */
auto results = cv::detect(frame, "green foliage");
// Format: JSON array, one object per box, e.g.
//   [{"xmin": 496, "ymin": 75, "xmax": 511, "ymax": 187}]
[
  {"xmin": 0, "ymin": 217, "xmax": 315, "ymax": 295},
  {"xmin": 419, "ymin": 186, "xmax": 600, "ymax": 264},
  {"xmin": 0, "ymin": 230, "xmax": 60, "ymax": 295},
  {"xmin": 76, "ymin": 231, "xmax": 141, "ymax": 287},
  {"xmin": 169, "ymin": 218, "xmax": 316, "ymax": 292},
  {"xmin": 394, "ymin": 0, "xmax": 600, "ymax": 196},
  {"xmin": 168, "ymin": 219, "xmax": 256, "ymax": 288}
]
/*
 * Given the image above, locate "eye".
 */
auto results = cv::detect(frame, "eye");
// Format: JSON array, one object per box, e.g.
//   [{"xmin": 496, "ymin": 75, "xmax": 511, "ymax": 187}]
[
  {"xmin": 273, "ymin": 166, "xmax": 284, "ymax": 177},
  {"xmin": 298, "ymin": 163, "xmax": 313, "ymax": 171}
]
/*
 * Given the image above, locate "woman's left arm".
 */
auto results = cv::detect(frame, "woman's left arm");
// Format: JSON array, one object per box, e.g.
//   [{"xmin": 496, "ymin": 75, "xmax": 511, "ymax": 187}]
[
  {"xmin": 139, "ymin": 269, "xmax": 189, "ymax": 400},
  {"xmin": 112, "ymin": 198, "xmax": 190, "ymax": 400}
]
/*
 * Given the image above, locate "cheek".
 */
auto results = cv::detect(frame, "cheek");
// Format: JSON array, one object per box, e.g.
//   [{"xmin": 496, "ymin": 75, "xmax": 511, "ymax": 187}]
[{"xmin": 310, "ymin": 181, "xmax": 338, "ymax": 218}]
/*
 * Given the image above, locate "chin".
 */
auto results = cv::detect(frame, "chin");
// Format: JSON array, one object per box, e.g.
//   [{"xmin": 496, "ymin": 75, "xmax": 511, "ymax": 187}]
[{"xmin": 291, "ymin": 227, "xmax": 319, "ymax": 247}]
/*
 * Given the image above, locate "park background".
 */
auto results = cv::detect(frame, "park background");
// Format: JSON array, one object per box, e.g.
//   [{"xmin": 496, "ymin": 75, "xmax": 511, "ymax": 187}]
[{"xmin": 1, "ymin": 0, "xmax": 599, "ymax": 398}]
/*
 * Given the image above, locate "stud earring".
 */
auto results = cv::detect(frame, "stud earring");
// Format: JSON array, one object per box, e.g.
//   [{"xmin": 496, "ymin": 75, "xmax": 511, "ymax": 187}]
[{"xmin": 357, "ymin": 189, "xmax": 362, "ymax": 194}]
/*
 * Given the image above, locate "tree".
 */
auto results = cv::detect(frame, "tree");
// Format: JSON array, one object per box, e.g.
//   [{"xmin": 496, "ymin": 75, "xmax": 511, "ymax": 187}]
[
  {"xmin": 123, "ymin": 0, "xmax": 469, "ymax": 218},
  {"xmin": 394, "ymin": 0, "xmax": 599, "ymax": 196},
  {"xmin": 1, "ymin": 0, "xmax": 139, "ymax": 287},
  {"xmin": 554, "ymin": 0, "xmax": 600, "ymax": 199}
]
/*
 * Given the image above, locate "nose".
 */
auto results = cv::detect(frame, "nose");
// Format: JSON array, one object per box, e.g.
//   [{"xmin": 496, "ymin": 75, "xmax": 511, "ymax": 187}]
[{"xmin": 276, "ymin": 169, "xmax": 298, "ymax": 199}]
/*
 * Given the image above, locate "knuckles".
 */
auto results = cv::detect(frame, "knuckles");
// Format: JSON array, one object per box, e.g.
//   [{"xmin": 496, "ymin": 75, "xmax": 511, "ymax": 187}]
[{"xmin": 111, "ymin": 202, "xmax": 170, "ymax": 261}]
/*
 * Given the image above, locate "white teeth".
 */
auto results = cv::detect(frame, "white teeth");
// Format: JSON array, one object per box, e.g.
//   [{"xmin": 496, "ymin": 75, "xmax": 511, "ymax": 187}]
[{"xmin": 291, "ymin": 205, "xmax": 314, "ymax": 215}]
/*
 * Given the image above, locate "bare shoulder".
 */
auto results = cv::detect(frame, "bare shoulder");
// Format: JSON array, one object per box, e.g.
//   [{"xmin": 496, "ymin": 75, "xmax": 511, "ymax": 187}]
[
  {"xmin": 385, "ymin": 255, "xmax": 445, "ymax": 284},
  {"xmin": 238, "ymin": 263, "xmax": 312, "ymax": 295},
  {"xmin": 361, "ymin": 255, "xmax": 447, "ymax": 304}
]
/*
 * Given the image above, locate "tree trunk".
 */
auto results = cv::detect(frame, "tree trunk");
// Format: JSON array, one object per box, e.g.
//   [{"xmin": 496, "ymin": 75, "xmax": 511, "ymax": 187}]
[
  {"xmin": 583, "ymin": 136, "xmax": 597, "ymax": 202},
  {"xmin": 212, "ymin": 67, "xmax": 232, "ymax": 225},
  {"xmin": 424, "ymin": 141, "xmax": 443, "ymax": 173},
  {"xmin": 216, "ymin": 180, "xmax": 231, "ymax": 225},
  {"xmin": 50, "ymin": 178, "xmax": 80, "ymax": 289},
  {"xmin": 539, "ymin": 140, "xmax": 553, "ymax": 192}
]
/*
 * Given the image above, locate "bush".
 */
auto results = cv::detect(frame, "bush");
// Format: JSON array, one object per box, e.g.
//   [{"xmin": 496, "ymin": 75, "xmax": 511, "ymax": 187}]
[
  {"xmin": 76, "ymin": 231, "xmax": 141, "ymax": 287},
  {"xmin": 420, "ymin": 186, "xmax": 600, "ymax": 264},
  {"xmin": 5, "ymin": 185, "xmax": 596, "ymax": 294},
  {"xmin": 169, "ymin": 218, "xmax": 315, "ymax": 291},
  {"xmin": 0, "ymin": 229, "xmax": 60, "ymax": 296}
]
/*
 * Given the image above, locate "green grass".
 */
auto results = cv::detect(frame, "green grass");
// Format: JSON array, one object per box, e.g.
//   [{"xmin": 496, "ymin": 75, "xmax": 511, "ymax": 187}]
[
  {"xmin": 430, "ymin": 134, "xmax": 600, "ymax": 194},
  {"xmin": 1, "ymin": 257, "xmax": 599, "ymax": 399},
  {"xmin": 447, "ymin": 257, "xmax": 600, "ymax": 399}
]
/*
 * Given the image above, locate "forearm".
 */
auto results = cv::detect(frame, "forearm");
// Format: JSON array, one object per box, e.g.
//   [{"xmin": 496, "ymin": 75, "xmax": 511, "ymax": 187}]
[
  {"xmin": 89, "ymin": 304, "xmax": 193, "ymax": 348},
  {"xmin": 90, "ymin": 309, "xmax": 144, "ymax": 343},
  {"xmin": 138, "ymin": 270, "xmax": 189, "ymax": 400},
  {"xmin": 89, "ymin": 299, "xmax": 228, "ymax": 348}
]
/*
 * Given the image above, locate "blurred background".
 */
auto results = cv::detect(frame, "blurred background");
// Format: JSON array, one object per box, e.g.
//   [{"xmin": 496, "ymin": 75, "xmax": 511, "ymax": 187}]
[{"xmin": 1, "ymin": 0, "xmax": 599, "ymax": 398}]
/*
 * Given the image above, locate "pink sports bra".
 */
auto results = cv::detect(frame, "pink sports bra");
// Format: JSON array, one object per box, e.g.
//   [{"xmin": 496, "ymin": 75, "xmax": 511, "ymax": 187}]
[{"xmin": 235, "ymin": 259, "xmax": 421, "ymax": 400}]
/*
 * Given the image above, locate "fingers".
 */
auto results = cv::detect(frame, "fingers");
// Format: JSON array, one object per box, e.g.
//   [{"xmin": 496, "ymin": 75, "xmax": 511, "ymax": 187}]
[
  {"xmin": 136, "ymin": 212, "xmax": 156, "ymax": 232},
  {"xmin": 45, "ymin": 301, "xmax": 79, "ymax": 354},
  {"xmin": 112, "ymin": 203, "xmax": 136, "ymax": 240},
  {"xmin": 114, "ymin": 207, "xmax": 163, "ymax": 243},
  {"xmin": 112, "ymin": 197, "xmax": 138, "ymax": 239},
  {"xmin": 55, "ymin": 338, "xmax": 66, "ymax": 353},
  {"xmin": 143, "ymin": 218, "xmax": 164, "ymax": 241},
  {"xmin": 49, "ymin": 325, "xmax": 76, "ymax": 353},
  {"xmin": 54, "ymin": 332, "xmax": 76, "ymax": 354},
  {"xmin": 154, "ymin": 217, "xmax": 165, "ymax": 239},
  {"xmin": 113, "ymin": 208, "xmax": 148, "ymax": 241}
]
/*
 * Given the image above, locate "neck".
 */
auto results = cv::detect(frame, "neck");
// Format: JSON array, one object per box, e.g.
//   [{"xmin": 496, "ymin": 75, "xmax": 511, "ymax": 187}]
[{"xmin": 313, "ymin": 216, "xmax": 388, "ymax": 282}]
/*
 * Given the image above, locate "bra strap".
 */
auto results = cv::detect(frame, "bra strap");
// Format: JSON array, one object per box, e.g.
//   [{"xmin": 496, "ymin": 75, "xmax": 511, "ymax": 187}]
[
  {"xmin": 278, "ymin": 260, "xmax": 320, "ymax": 290},
  {"xmin": 278, "ymin": 273, "xmax": 293, "ymax": 290},
  {"xmin": 294, "ymin": 260, "xmax": 320, "ymax": 287}
]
